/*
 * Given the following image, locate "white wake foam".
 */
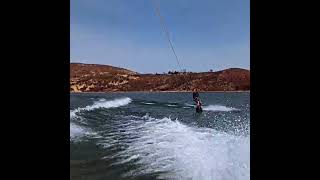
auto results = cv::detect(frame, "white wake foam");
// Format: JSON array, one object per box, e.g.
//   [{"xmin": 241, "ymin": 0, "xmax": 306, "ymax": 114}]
[
  {"xmin": 70, "ymin": 97, "xmax": 131, "ymax": 140},
  {"xmin": 70, "ymin": 123, "xmax": 88, "ymax": 141},
  {"xmin": 143, "ymin": 102, "xmax": 155, "ymax": 105},
  {"xmin": 70, "ymin": 123, "xmax": 100, "ymax": 141},
  {"xmin": 70, "ymin": 97, "xmax": 132, "ymax": 119},
  {"xmin": 70, "ymin": 123, "xmax": 83, "ymax": 138},
  {"xmin": 102, "ymin": 115, "xmax": 249, "ymax": 180},
  {"xmin": 184, "ymin": 103, "xmax": 195, "ymax": 107},
  {"xmin": 203, "ymin": 105, "xmax": 239, "ymax": 112}
]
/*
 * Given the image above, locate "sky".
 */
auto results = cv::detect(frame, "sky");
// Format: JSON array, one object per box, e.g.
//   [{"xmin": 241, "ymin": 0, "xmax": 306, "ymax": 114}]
[{"xmin": 71, "ymin": 0, "xmax": 250, "ymax": 73}]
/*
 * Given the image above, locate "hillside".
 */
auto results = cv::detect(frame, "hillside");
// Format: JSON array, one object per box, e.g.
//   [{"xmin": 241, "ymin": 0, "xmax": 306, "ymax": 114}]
[{"xmin": 70, "ymin": 63, "xmax": 250, "ymax": 92}]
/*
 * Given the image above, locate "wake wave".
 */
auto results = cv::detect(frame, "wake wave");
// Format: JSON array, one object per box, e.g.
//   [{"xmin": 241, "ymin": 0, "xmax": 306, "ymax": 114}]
[
  {"xmin": 70, "ymin": 97, "xmax": 132, "ymax": 119},
  {"xmin": 203, "ymin": 105, "xmax": 239, "ymax": 112},
  {"xmin": 100, "ymin": 115, "xmax": 249, "ymax": 180},
  {"xmin": 70, "ymin": 97, "xmax": 132, "ymax": 140},
  {"xmin": 70, "ymin": 123, "xmax": 101, "ymax": 141},
  {"xmin": 70, "ymin": 123, "xmax": 84, "ymax": 140},
  {"xmin": 70, "ymin": 123, "xmax": 92, "ymax": 141}
]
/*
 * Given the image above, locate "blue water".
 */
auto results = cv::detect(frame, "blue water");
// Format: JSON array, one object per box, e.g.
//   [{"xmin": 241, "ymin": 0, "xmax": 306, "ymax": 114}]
[{"xmin": 70, "ymin": 92, "xmax": 250, "ymax": 180}]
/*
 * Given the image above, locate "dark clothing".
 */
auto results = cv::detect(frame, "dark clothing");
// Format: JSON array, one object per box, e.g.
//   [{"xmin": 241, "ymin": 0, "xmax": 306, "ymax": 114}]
[
  {"xmin": 196, "ymin": 100, "xmax": 202, "ymax": 113},
  {"xmin": 193, "ymin": 91, "xmax": 202, "ymax": 113},
  {"xmin": 196, "ymin": 105, "xmax": 202, "ymax": 113},
  {"xmin": 193, "ymin": 92, "xmax": 199, "ymax": 100}
]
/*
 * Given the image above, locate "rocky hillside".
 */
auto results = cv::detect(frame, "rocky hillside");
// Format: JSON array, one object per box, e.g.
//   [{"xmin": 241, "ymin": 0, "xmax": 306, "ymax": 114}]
[{"xmin": 70, "ymin": 63, "xmax": 250, "ymax": 92}]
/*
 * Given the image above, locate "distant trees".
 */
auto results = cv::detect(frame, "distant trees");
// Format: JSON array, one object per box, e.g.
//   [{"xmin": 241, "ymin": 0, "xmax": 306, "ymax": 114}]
[
  {"xmin": 168, "ymin": 71, "xmax": 179, "ymax": 75},
  {"xmin": 167, "ymin": 70, "xmax": 186, "ymax": 75}
]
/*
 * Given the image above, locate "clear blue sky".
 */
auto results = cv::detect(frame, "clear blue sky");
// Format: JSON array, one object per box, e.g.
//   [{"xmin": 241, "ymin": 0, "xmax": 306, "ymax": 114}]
[{"xmin": 71, "ymin": 0, "xmax": 250, "ymax": 73}]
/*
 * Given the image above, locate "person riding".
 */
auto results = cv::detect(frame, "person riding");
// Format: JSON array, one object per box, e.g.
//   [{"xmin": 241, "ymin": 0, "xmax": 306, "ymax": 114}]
[
  {"xmin": 192, "ymin": 88, "xmax": 202, "ymax": 112},
  {"xmin": 193, "ymin": 88, "xmax": 200, "ymax": 103}
]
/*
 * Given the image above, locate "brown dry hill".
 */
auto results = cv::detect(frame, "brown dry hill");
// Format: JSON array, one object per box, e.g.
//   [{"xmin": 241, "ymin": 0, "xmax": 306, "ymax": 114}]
[{"xmin": 70, "ymin": 63, "xmax": 250, "ymax": 92}]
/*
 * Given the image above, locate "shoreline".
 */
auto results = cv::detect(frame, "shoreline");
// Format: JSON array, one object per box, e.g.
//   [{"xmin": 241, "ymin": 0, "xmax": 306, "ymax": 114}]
[{"xmin": 70, "ymin": 90, "xmax": 250, "ymax": 93}]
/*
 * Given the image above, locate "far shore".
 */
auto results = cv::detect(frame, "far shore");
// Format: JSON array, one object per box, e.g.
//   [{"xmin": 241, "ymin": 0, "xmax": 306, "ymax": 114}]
[{"xmin": 70, "ymin": 90, "xmax": 250, "ymax": 93}]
